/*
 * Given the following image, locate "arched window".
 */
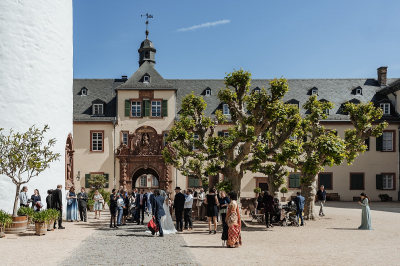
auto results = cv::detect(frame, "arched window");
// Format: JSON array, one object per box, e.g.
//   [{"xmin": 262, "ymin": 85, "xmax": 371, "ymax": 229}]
[
  {"xmin": 152, "ymin": 176, "xmax": 159, "ymax": 187},
  {"xmin": 140, "ymin": 175, "xmax": 147, "ymax": 187}
]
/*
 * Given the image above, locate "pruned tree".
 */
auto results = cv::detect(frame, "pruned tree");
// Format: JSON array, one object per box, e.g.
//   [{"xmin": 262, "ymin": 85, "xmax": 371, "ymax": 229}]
[
  {"xmin": 0, "ymin": 125, "xmax": 61, "ymax": 217},
  {"xmin": 287, "ymin": 96, "xmax": 387, "ymax": 220},
  {"xmin": 88, "ymin": 174, "xmax": 108, "ymax": 189},
  {"xmin": 163, "ymin": 69, "xmax": 302, "ymax": 198}
]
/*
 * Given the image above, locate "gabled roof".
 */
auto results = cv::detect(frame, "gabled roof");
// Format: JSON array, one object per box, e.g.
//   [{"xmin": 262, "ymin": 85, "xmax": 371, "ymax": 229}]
[
  {"xmin": 378, "ymin": 78, "xmax": 400, "ymax": 95},
  {"xmin": 117, "ymin": 61, "xmax": 174, "ymax": 90}
]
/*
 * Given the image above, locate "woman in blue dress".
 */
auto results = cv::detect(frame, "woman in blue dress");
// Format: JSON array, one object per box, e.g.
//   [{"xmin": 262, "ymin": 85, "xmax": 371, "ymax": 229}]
[
  {"xmin": 66, "ymin": 187, "xmax": 78, "ymax": 222},
  {"xmin": 358, "ymin": 193, "xmax": 372, "ymax": 230}
]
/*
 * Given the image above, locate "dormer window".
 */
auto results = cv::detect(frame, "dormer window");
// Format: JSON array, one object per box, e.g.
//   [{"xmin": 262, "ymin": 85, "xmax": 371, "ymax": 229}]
[
  {"xmin": 325, "ymin": 109, "xmax": 329, "ymax": 115},
  {"xmin": 380, "ymin": 103, "xmax": 390, "ymax": 115},
  {"xmin": 93, "ymin": 104, "xmax": 104, "ymax": 115},
  {"xmin": 312, "ymin": 88, "xmax": 318, "ymax": 95},
  {"xmin": 356, "ymin": 88, "xmax": 362, "ymax": 95},
  {"xmin": 205, "ymin": 89, "xmax": 211, "ymax": 96},
  {"xmin": 223, "ymin": 104, "xmax": 230, "ymax": 116},
  {"xmin": 143, "ymin": 75, "xmax": 150, "ymax": 83},
  {"xmin": 254, "ymin": 87, "xmax": 261, "ymax": 94},
  {"xmin": 81, "ymin": 88, "xmax": 87, "ymax": 96}
]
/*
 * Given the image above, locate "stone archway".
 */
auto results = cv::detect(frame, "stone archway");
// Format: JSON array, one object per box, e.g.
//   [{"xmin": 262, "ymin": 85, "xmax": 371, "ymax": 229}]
[
  {"xmin": 65, "ymin": 133, "xmax": 74, "ymax": 190},
  {"xmin": 132, "ymin": 167, "xmax": 160, "ymax": 189}
]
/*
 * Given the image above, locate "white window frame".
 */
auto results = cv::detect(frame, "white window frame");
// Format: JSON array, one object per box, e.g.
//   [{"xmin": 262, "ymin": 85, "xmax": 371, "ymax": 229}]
[
  {"xmin": 152, "ymin": 176, "xmax": 159, "ymax": 187},
  {"xmin": 143, "ymin": 75, "xmax": 150, "ymax": 83},
  {"xmin": 151, "ymin": 101, "xmax": 162, "ymax": 117},
  {"xmin": 122, "ymin": 132, "xmax": 128, "ymax": 145},
  {"xmin": 254, "ymin": 88, "xmax": 261, "ymax": 94},
  {"xmin": 380, "ymin": 103, "xmax": 390, "ymax": 115},
  {"xmin": 356, "ymin": 88, "xmax": 362, "ymax": 95},
  {"xmin": 140, "ymin": 175, "xmax": 147, "ymax": 187},
  {"xmin": 223, "ymin": 132, "xmax": 229, "ymax": 137},
  {"xmin": 223, "ymin": 104, "xmax": 230, "ymax": 116},
  {"xmin": 91, "ymin": 132, "xmax": 103, "ymax": 152},
  {"xmin": 131, "ymin": 101, "xmax": 141, "ymax": 117},
  {"xmin": 383, "ymin": 174, "xmax": 393, "ymax": 190},
  {"xmin": 163, "ymin": 133, "xmax": 169, "ymax": 147},
  {"xmin": 312, "ymin": 89, "xmax": 318, "ymax": 95},
  {"xmin": 382, "ymin": 131, "xmax": 393, "ymax": 151},
  {"xmin": 81, "ymin": 88, "xmax": 87, "ymax": 96},
  {"xmin": 92, "ymin": 104, "xmax": 104, "ymax": 115},
  {"xmin": 205, "ymin": 89, "xmax": 211, "ymax": 96}
]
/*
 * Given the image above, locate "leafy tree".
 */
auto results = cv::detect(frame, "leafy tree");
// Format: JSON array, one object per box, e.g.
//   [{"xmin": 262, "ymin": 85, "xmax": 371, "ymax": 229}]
[
  {"xmin": 0, "ymin": 125, "xmax": 60, "ymax": 217},
  {"xmin": 163, "ymin": 70, "xmax": 302, "ymax": 199},
  {"xmin": 288, "ymin": 96, "xmax": 387, "ymax": 220},
  {"xmin": 88, "ymin": 174, "xmax": 108, "ymax": 189}
]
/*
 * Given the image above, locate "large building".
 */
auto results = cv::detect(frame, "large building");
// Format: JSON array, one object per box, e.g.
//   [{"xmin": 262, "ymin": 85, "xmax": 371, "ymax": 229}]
[
  {"xmin": 73, "ymin": 33, "xmax": 400, "ymax": 201},
  {"xmin": 0, "ymin": 0, "xmax": 73, "ymax": 213}
]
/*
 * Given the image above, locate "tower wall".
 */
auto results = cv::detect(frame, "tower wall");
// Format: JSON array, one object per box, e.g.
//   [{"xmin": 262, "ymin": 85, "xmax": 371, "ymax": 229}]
[{"xmin": 0, "ymin": 0, "xmax": 73, "ymax": 213}]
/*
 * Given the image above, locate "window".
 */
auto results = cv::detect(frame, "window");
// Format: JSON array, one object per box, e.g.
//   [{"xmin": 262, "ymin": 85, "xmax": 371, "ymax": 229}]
[
  {"xmin": 223, "ymin": 104, "xmax": 230, "ymax": 115},
  {"xmin": 383, "ymin": 174, "xmax": 394, "ymax": 189},
  {"xmin": 318, "ymin": 173, "xmax": 332, "ymax": 190},
  {"xmin": 380, "ymin": 103, "xmax": 390, "ymax": 115},
  {"xmin": 164, "ymin": 133, "xmax": 169, "ymax": 147},
  {"xmin": 254, "ymin": 88, "xmax": 261, "ymax": 94},
  {"xmin": 144, "ymin": 52, "xmax": 150, "ymax": 59},
  {"xmin": 188, "ymin": 177, "xmax": 200, "ymax": 188},
  {"xmin": 140, "ymin": 175, "xmax": 147, "ymax": 187},
  {"xmin": 290, "ymin": 135, "xmax": 297, "ymax": 141},
  {"xmin": 312, "ymin": 89, "xmax": 318, "ymax": 95},
  {"xmin": 151, "ymin": 101, "xmax": 162, "ymax": 117},
  {"xmin": 122, "ymin": 132, "xmax": 128, "ymax": 145},
  {"xmin": 131, "ymin": 101, "xmax": 141, "ymax": 117},
  {"xmin": 152, "ymin": 176, "xmax": 159, "ymax": 187},
  {"xmin": 325, "ymin": 109, "xmax": 329, "ymax": 115},
  {"xmin": 289, "ymin": 173, "xmax": 300, "ymax": 188},
  {"xmin": 143, "ymin": 75, "xmax": 150, "ymax": 83},
  {"xmin": 92, "ymin": 104, "xmax": 103, "ymax": 115},
  {"xmin": 81, "ymin": 88, "xmax": 87, "ymax": 96},
  {"xmin": 205, "ymin": 89, "xmax": 211, "ymax": 96},
  {"xmin": 356, "ymin": 88, "xmax": 362, "ymax": 95},
  {"xmin": 91, "ymin": 131, "xmax": 103, "ymax": 152},
  {"xmin": 223, "ymin": 132, "xmax": 229, "ymax": 137},
  {"xmin": 350, "ymin": 173, "xmax": 364, "ymax": 190},
  {"xmin": 383, "ymin": 132, "xmax": 393, "ymax": 151},
  {"xmin": 193, "ymin": 134, "xmax": 199, "ymax": 150}
]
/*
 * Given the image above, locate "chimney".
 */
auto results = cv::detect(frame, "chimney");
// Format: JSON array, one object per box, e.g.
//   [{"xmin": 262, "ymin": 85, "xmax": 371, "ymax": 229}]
[
  {"xmin": 377, "ymin": 66, "xmax": 388, "ymax": 86},
  {"xmin": 121, "ymin": 75, "xmax": 128, "ymax": 80}
]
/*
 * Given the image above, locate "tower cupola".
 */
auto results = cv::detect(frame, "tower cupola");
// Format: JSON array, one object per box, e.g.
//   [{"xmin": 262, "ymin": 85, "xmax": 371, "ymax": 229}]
[{"xmin": 138, "ymin": 35, "xmax": 156, "ymax": 66}]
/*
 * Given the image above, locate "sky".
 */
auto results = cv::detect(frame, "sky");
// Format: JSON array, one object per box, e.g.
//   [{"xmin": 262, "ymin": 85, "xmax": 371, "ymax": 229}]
[{"xmin": 73, "ymin": 0, "xmax": 400, "ymax": 80}]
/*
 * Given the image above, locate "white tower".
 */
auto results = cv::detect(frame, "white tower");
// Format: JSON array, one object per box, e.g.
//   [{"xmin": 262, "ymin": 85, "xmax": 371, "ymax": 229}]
[{"xmin": 0, "ymin": 1, "xmax": 73, "ymax": 213}]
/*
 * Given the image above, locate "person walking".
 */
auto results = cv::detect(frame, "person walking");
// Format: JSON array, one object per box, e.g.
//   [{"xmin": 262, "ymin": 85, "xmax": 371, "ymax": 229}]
[
  {"xmin": 135, "ymin": 189, "xmax": 147, "ymax": 225},
  {"xmin": 226, "ymin": 191, "xmax": 242, "ymax": 248},
  {"xmin": 109, "ymin": 189, "xmax": 119, "ymax": 228},
  {"xmin": 219, "ymin": 190, "xmax": 231, "ymax": 246},
  {"xmin": 294, "ymin": 192, "xmax": 305, "ymax": 226},
  {"xmin": 130, "ymin": 188, "xmax": 138, "ymax": 222},
  {"xmin": 19, "ymin": 186, "xmax": 30, "ymax": 207},
  {"xmin": 147, "ymin": 188, "xmax": 153, "ymax": 215},
  {"xmin": 262, "ymin": 191, "xmax": 274, "ymax": 228},
  {"xmin": 46, "ymin": 190, "xmax": 53, "ymax": 209},
  {"xmin": 31, "ymin": 189, "xmax": 41, "ymax": 211},
  {"xmin": 52, "ymin": 184, "xmax": 65, "ymax": 229},
  {"xmin": 66, "ymin": 187, "xmax": 78, "ymax": 222},
  {"xmin": 77, "ymin": 187, "xmax": 88, "ymax": 222},
  {"xmin": 173, "ymin": 187, "xmax": 185, "ymax": 232},
  {"xmin": 122, "ymin": 192, "xmax": 129, "ymax": 225},
  {"xmin": 205, "ymin": 188, "xmax": 219, "ymax": 234},
  {"xmin": 152, "ymin": 190, "xmax": 166, "ymax": 237},
  {"xmin": 184, "ymin": 189, "xmax": 194, "ymax": 230},
  {"xmin": 316, "ymin": 185, "xmax": 326, "ymax": 216},
  {"xmin": 358, "ymin": 193, "xmax": 372, "ymax": 230},
  {"xmin": 256, "ymin": 192, "xmax": 264, "ymax": 214},
  {"xmin": 197, "ymin": 188, "xmax": 205, "ymax": 221},
  {"xmin": 93, "ymin": 190, "xmax": 104, "ymax": 220}
]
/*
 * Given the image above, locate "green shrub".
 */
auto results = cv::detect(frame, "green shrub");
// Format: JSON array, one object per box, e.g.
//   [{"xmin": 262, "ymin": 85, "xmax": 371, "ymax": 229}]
[
  {"xmin": 0, "ymin": 210, "xmax": 12, "ymax": 227},
  {"xmin": 215, "ymin": 181, "xmax": 233, "ymax": 193},
  {"xmin": 32, "ymin": 210, "xmax": 50, "ymax": 223},
  {"xmin": 378, "ymin": 194, "xmax": 389, "ymax": 201},
  {"xmin": 17, "ymin": 206, "xmax": 34, "ymax": 218},
  {"xmin": 280, "ymin": 187, "xmax": 288, "ymax": 196},
  {"xmin": 45, "ymin": 209, "xmax": 60, "ymax": 221},
  {"xmin": 253, "ymin": 187, "xmax": 262, "ymax": 194},
  {"xmin": 88, "ymin": 188, "xmax": 110, "ymax": 206}
]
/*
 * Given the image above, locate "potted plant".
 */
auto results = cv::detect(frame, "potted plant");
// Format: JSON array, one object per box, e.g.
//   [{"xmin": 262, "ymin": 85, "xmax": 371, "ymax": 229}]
[
  {"xmin": 32, "ymin": 210, "xmax": 50, "ymax": 236},
  {"xmin": 17, "ymin": 206, "xmax": 34, "ymax": 228},
  {"xmin": 253, "ymin": 187, "xmax": 262, "ymax": 197},
  {"xmin": 88, "ymin": 199, "xmax": 95, "ymax": 212},
  {"xmin": 280, "ymin": 187, "xmax": 288, "ymax": 202},
  {"xmin": 0, "ymin": 210, "xmax": 13, "ymax": 238},
  {"xmin": 45, "ymin": 209, "xmax": 59, "ymax": 231},
  {"xmin": 378, "ymin": 194, "xmax": 389, "ymax": 202}
]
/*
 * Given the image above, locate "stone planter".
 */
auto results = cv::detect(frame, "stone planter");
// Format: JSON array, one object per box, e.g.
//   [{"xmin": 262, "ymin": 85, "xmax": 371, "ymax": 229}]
[
  {"xmin": 35, "ymin": 222, "xmax": 47, "ymax": 236},
  {"xmin": 5, "ymin": 216, "xmax": 27, "ymax": 234},
  {"xmin": 47, "ymin": 219, "xmax": 55, "ymax": 231},
  {"xmin": 281, "ymin": 197, "xmax": 286, "ymax": 202},
  {"xmin": 0, "ymin": 226, "xmax": 5, "ymax": 238}
]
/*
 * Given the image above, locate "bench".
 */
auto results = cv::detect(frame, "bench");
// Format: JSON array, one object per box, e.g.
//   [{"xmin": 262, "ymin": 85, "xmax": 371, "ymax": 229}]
[{"xmin": 328, "ymin": 193, "xmax": 340, "ymax": 201}]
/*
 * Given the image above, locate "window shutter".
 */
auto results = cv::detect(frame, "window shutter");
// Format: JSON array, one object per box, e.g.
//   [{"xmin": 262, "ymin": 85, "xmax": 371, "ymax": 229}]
[
  {"xmin": 289, "ymin": 176, "xmax": 295, "ymax": 188},
  {"xmin": 125, "ymin": 100, "xmax": 130, "ymax": 117},
  {"xmin": 218, "ymin": 131, "xmax": 223, "ymax": 137},
  {"xmin": 162, "ymin": 100, "xmax": 168, "ymax": 117},
  {"xmin": 320, "ymin": 174, "xmax": 332, "ymax": 189},
  {"xmin": 376, "ymin": 174, "xmax": 383, "ymax": 190},
  {"xmin": 144, "ymin": 100, "xmax": 151, "ymax": 117},
  {"xmin": 295, "ymin": 174, "xmax": 301, "ymax": 188},
  {"xmin": 85, "ymin": 174, "xmax": 91, "ymax": 188},
  {"xmin": 365, "ymin": 138, "xmax": 370, "ymax": 151},
  {"xmin": 376, "ymin": 135, "xmax": 383, "ymax": 151},
  {"xmin": 350, "ymin": 175, "xmax": 356, "ymax": 189},
  {"xmin": 104, "ymin": 174, "xmax": 109, "ymax": 188}
]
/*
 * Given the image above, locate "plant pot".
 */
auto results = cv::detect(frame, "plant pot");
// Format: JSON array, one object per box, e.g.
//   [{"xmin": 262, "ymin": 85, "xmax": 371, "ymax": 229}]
[
  {"xmin": 5, "ymin": 216, "xmax": 27, "ymax": 234},
  {"xmin": 47, "ymin": 219, "xmax": 55, "ymax": 231},
  {"xmin": 89, "ymin": 206, "xmax": 94, "ymax": 212},
  {"xmin": 0, "ymin": 226, "xmax": 5, "ymax": 238},
  {"xmin": 35, "ymin": 222, "xmax": 47, "ymax": 236},
  {"xmin": 281, "ymin": 197, "xmax": 286, "ymax": 202}
]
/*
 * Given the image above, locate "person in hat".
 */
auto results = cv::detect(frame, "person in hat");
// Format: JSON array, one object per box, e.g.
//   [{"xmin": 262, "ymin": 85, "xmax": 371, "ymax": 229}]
[{"xmin": 173, "ymin": 187, "xmax": 185, "ymax": 232}]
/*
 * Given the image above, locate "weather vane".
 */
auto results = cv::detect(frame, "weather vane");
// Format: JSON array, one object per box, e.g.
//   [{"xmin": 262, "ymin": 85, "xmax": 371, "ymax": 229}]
[{"xmin": 141, "ymin": 13, "xmax": 153, "ymax": 39}]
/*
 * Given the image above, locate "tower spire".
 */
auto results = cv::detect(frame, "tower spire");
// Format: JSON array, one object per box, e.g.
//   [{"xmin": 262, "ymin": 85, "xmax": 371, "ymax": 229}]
[{"xmin": 141, "ymin": 13, "xmax": 153, "ymax": 39}]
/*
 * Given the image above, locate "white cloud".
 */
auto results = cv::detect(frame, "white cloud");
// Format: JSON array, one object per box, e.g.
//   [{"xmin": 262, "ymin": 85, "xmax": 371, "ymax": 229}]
[{"xmin": 177, "ymin": 19, "xmax": 230, "ymax": 32}]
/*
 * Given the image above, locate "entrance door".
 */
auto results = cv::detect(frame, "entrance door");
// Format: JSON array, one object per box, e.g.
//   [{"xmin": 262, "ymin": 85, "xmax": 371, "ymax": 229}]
[{"xmin": 259, "ymin": 182, "xmax": 269, "ymax": 192}]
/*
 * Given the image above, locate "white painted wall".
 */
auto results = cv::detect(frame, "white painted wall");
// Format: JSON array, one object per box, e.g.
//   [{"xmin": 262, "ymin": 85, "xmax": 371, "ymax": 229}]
[{"xmin": 0, "ymin": 0, "xmax": 73, "ymax": 213}]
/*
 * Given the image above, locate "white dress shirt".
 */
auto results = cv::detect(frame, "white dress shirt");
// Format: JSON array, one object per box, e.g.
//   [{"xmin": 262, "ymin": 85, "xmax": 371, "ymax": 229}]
[{"xmin": 184, "ymin": 194, "xmax": 193, "ymax": 209}]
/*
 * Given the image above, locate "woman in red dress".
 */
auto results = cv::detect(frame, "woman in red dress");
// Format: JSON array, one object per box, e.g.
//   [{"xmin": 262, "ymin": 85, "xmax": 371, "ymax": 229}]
[{"xmin": 226, "ymin": 191, "xmax": 242, "ymax": 248}]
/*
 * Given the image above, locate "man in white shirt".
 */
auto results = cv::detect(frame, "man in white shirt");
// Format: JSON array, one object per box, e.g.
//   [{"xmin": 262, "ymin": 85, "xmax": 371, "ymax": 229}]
[
  {"xmin": 184, "ymin": 189, "xmax": 194, "ymax": 230},
  {"xmin": 196, "ymin": 188, "xmax": 205, "ymax": 221},
  {"xmin": 19, "ymin": 186, "xmax": 30, "ymax": 207}
]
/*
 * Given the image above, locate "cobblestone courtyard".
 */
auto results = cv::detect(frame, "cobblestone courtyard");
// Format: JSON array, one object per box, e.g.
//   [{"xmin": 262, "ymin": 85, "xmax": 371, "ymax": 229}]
[{"xmin": 2, "ymin": 202, "xmax": 400, "ymax": 266}]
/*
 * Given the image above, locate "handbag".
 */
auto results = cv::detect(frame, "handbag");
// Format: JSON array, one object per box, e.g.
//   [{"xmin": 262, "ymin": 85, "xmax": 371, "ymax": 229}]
[
  {"xmin": 67, "ymin": 199, "xmax": 73, "ymax": 205},
  {"xmin": 99, "ymin": 197, "xmax": 104, "ymax": 204},
  {"xmin": 147, "ymin": 217, "xmax": 159, "ymax": 234},
  {"xmin": 226, "ymin": 208, "xmax": 238, "ymax": 227}
]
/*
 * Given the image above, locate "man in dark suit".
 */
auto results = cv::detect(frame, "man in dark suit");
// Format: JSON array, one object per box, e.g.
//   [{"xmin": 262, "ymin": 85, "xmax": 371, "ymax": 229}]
[
  {"xmin": 152, "ymin": 189, "xmax": 166, "ymax": 237},
  {"xmin": 150, "ymin": 191, "xmax": 156, "ymax": 215},
  {"xmin": 262, "ymin": 191, "xmax": 274, "ymax": 228},
  {"xmin": 131, "ymin": 188, "xmax": 138, "ymax": 222},
  {"xmin": 77, "ymin": 187, "xmax": 88, "ymax": 222},
  {"xmin": 173, "ymin": 187, "xmax": 185, "ymax": 232},
  {"xmin": 135, "ymin": 189, "xmax": 147, "ymax": 225},
  {"xmin": 294, "ymin": 191, "xmax": 305, "ymax": 226},
  {"xmin": 52, "ymin": 184, "xmax": 65, "ymax": 229}
]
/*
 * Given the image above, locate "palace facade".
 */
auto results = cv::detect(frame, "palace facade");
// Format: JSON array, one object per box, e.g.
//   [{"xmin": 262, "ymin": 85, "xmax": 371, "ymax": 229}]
[{"xmin": 72, "ymin": 34, "xmax": 400, "ymax": 201}]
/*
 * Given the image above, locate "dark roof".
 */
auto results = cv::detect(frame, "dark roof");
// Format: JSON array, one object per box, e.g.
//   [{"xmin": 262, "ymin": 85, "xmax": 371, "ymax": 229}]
[
  {"xmin": 140, "ymin": 39, "xmax": 155, "ymax": 49},
  {"xmin": 117, "ymin": 61, "xmax": 174, "ymax": 90},
  {"xmin": 378, "ymin": 78, "xmax": 400, "ymax": 95},
  {"xmin": 73, "ymin": 79, "xmax": 120, "ymax": 122}
]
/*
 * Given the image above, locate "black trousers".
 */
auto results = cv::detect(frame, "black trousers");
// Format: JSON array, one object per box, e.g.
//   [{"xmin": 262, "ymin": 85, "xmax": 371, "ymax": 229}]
[
  {"xmin": 221, "ymin": 213, "xmax": 228, "ymax": 240},
  {"xmin": 137, "ymin": 206, "xmax": 145, "ymax": 223},
  {"xmin": 184, "ymin": 208, "xmax": 193, "ymax": 229},
  {"xmin": 175, "ymin": 211, "xmax": 183, "ymax": 230},
  {"xmin": 265, "ymin": 211, "xmax": 273, "ymax": 227},
  {"xmin": 53, "ymin": 209, "xmax": 63, "ymax": 228},
  {"xmin": 78, "ymin": 204, "xmax": 87, "ymax": 221}
]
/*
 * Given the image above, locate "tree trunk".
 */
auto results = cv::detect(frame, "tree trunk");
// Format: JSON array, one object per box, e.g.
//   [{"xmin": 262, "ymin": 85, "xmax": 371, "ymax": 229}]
[
  {"xmin": 300, "ymin": 174, "xmax": 318, "ymax": 221},
  {"xmin": 13, "ymin": 183, "xmax": 21, "ymax": 217},
  {"xmin": 268, "ymin": 182, "xmax": 280, "ymax": 199}
]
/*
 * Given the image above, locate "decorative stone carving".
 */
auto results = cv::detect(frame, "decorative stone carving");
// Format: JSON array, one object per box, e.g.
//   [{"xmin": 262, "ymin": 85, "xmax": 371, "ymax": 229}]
[
  {"xmin": 139, "ymin": 90, "xmax": 154, "ymax": 99},
  {"xmin": 65, "ymin": 133, "xmax": 74, "ymax": 190},
  {"xmin": 116, "ymin": 141, "xmax": 129, "ymax": 155},
  {"xmin": 128, "ymin": 126, "xmax": 161, "ymax": 155}
]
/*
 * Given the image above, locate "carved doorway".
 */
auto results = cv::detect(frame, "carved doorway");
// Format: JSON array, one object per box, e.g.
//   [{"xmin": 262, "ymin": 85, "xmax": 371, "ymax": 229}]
[
  {"xmin": 132, "ymin": 167, "xmax": 160, "ymax": 189},
  {"xmin": 65, "ymin": 133, "xmax": 74, "ymax": 190}
]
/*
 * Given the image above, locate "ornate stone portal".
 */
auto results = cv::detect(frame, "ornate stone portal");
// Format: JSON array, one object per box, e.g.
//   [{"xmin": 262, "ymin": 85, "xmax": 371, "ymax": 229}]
[
  {"xmin": 116, "ymin": 125, "xmax": 171, "ymax": 191},
  {"xmin": 65, "ymin": 133, "xmax": 74, "ymax": 190}
]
